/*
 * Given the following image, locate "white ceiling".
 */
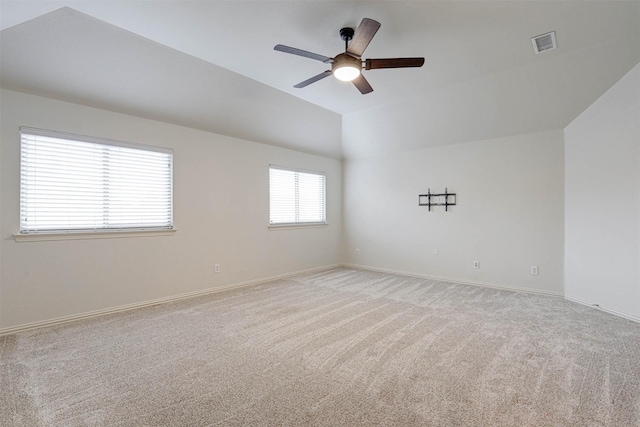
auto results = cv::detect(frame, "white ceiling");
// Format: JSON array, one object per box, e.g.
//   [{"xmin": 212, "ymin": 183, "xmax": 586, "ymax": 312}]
[{"xmin": 1, "ymin": 1, "xmax": 639, "ymax": 159}]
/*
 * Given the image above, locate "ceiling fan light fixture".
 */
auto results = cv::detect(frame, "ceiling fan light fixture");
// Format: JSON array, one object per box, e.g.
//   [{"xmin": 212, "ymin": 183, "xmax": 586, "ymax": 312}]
[
  {"xmin": 331, "ymin": 53, "xmax": 362, "ymax": 82},
  {"xmin": 333, "ymin": 64, "xmax": 361, "ymax": 81}
]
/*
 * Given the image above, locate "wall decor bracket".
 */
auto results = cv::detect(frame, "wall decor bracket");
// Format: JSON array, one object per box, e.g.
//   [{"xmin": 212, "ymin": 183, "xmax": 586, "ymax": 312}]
[{"xmin": 419, "ymin": 188, "xmax": 456, "ymax": 211}]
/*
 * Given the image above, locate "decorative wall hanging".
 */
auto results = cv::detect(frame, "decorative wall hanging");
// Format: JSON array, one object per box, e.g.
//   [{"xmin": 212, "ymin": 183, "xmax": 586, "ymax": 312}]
[{"xmin": 419, "ymin": 188, "xmax": 456, "ymax": 211}]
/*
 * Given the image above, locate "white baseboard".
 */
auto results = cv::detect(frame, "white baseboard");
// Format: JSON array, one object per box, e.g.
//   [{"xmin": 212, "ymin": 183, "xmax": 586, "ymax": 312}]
[
  {"xmin": 4, "ymin": 264, "xmax": 636, "ymax": 336},
  {"xmin": 341, "ymin": 263, "xmax": 564, "ymax": 298},
  {"xmin": 0, "ymin": 264, "xmax": 342, "ymax": 337},
  {"xmin": 564, "ymin": 295, "xmax": 640, "ymax": 324},
  {"xmin": 346, "ymin": 264, "xmax": 640, "ymax": 324}
]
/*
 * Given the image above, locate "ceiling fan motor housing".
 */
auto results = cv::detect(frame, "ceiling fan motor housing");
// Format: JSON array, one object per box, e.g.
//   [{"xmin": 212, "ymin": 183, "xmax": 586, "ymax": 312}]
[{"xmin": 333, "ymin": 53, "xmax": 362, "ymax": 70}]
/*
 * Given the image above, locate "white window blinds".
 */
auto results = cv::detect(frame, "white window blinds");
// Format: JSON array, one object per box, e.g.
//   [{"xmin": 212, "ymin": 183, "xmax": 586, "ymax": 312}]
[
  {"xmin": 269, "ymin": 166, "xmax": 326, "ymax": 225},
  {"xmin": 19, "ymin": 127, "xmax": 173, "ymax": 233}
]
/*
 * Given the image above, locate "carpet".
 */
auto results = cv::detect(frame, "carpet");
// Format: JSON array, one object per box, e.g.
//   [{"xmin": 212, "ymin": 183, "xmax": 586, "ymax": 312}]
[{"xmin": 2, "ymin": 267, "xmax": 639, "ymax": 426}]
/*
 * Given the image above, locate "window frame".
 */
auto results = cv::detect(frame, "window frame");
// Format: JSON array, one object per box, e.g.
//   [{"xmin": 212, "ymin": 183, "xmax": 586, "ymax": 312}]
[
  {"xmin": 268, "ymin": 165, "xmax": 327, "ymax": 229},
  {"xmin": 15, "ymin": 127, "xmax": 175, "ymax": 242}
]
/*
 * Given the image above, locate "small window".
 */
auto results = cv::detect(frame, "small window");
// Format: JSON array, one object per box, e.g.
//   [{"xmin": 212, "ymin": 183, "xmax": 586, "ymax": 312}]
[
  {"xmin": 269, "ymin": 166, "xmax": 326, "ymax": 226},
  {"xmin": 19, "ymin": 127, "xmax": 173, "ymax": 234}
]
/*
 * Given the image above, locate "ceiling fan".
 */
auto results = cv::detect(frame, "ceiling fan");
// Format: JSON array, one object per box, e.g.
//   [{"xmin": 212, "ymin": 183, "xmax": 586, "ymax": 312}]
[{"xmin": 274, "ymin": 18, "xmax": 425, "ymax": 94}]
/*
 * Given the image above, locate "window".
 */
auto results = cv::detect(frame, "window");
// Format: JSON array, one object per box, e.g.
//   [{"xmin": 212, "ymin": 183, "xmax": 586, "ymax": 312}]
[
  {"xmin": 19, "ymin": 127, "xmax": 173, "ymax": 234},
  {"xmin": 269, "ymin": 166, "xmax": 326, "ymax": 226}
]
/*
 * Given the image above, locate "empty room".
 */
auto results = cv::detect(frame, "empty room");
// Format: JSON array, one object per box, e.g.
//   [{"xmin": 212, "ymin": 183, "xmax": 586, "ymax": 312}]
[{"xmin": 1, "ymin": 1, "xmax": 639, "ymax": 425}]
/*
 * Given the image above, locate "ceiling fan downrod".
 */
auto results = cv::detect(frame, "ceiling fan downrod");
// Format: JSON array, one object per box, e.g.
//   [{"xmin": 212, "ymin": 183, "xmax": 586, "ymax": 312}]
[{"xmin": 339, "ymin": 27, "xmax": 355, "ymax": 52}]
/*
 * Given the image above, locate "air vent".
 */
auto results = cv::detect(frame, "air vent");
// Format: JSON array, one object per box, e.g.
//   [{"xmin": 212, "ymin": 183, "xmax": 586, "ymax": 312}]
[{"xmin": 531, "ymin": 31, "xmax": 557, "ymax": 54}]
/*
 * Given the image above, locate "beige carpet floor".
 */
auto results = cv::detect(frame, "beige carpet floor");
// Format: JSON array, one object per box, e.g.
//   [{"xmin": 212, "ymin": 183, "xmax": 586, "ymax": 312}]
[{"xmin": 2, "ymin": 267, "xmax": 640, "ymax": 426}]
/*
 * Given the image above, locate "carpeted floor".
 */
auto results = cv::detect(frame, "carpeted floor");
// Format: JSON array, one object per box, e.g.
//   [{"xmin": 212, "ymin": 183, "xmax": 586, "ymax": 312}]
[{"xmin": 2, "ymin": 267, "xmax": 640, "ymax": 426}]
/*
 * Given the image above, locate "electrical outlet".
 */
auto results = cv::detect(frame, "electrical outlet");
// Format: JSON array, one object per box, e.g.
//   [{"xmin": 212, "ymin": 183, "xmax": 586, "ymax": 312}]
[
  {"xmin": 531, "ymin": 266, "xmax": 539, "ymax": 275},
  {"xmin": 473, "ymin": 261, "xmax": 480, "ymax": 269},
  {"xmin": 356, "ymin": 248, "xmax": 360, "ymax": 256},
  {"xmin": 215, "ymin": 264, "xmax": 220, "ymax": 273}
]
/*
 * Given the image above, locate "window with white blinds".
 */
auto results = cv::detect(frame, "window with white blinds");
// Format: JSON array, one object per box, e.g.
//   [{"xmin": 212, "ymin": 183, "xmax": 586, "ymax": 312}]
[
  {"xmin": 269, "ymin": 166, "xmax": 326, "ymax": 225},
  {"xmin": 19, "ymin": 127, "xmax": 173, "ymax": 234}
]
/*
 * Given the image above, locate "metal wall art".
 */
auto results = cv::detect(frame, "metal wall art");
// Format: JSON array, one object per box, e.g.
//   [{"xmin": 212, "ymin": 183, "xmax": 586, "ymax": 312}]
[{"xmin": 419, "ymin": 188, "xmax": 456, "ymax": 211}]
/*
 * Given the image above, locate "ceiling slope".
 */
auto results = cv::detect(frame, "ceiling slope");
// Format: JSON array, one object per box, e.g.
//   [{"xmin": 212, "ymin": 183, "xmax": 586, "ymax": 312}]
[
  {"xmin": 0, "ymin": 7, "xmax": 343, "ymax": 159},
  {"xmin": 343, "ymin": 34, "xmax": 640, "ymax": 158}
]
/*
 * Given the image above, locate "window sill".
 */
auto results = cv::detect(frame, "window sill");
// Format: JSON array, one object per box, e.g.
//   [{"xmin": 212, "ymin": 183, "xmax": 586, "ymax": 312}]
[
  {"xmin": 13, "ymin": 228, "xmax": 176, "ymax": 242},
  {"xmin": 268, "ymin": 223, "xmax": 328, "ymax": 230}
]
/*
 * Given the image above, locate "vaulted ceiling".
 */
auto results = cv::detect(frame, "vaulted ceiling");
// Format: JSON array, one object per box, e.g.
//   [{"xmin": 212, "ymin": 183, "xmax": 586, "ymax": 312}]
[{"xmin": 1, "ymin": 1, "xmax": 639, "ymax": 159}]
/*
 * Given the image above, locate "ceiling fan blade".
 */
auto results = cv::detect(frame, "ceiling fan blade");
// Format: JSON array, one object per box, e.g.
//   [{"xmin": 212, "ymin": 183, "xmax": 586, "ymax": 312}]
[
  {"xmin": 365, "ymin": 58, "xmax": 425, "ymax": 70},
  {"xmin": 352, "ymin": 74, "xmax": 373, "ymax": 94},
  {"xmin": 293, "ymin": 70, "xmax": 333, "ymax": 88},
  {"xmin": 274, "ymin": 45, "xmax": 333, "ymax": 63},
  {"xmin": 347, "ymin": 18, "xmax": 381, "ymax": 57}
]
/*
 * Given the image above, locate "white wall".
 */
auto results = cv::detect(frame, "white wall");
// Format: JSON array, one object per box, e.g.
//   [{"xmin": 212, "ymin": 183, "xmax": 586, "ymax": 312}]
[
  {"xmin": 0, "ymin": 89, "xmax": 343, "ymax": 331},
  {"xmin": 564, "ymin": 63, "xmax": 640, "ymax": 321},
  {"xmin": 342, "ymin": 130, "xmax": 565, "ymax": 295}
]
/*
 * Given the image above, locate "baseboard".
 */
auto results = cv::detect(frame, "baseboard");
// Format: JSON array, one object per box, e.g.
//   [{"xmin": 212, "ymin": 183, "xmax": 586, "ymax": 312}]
[
  {"xmin": 341, "ymin": 263, "xmax": 564, "ymax": 298},
  {"xmin": 349, "ymin": 263, "xmax": 640, "ymax": 324},
  {"xmin": 4, "ymin": 264, "xmax": 636, "ymax": 336},
  {"xmin": 0, "ymin": 264, "xmax": 342, "ymax": 337},
  {"xmin": 564, "ymin": 295, "xmax": 640, "ymax": 324}
]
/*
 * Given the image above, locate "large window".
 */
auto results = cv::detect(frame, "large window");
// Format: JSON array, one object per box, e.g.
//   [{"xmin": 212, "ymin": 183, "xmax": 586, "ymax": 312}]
[
  {"xmin": 269, "ymin": 166, "xmax": 326, "ymax": 226},
  {"xmin": 19, "ymin": 127, "xmax": 173, "ymax": 234}
]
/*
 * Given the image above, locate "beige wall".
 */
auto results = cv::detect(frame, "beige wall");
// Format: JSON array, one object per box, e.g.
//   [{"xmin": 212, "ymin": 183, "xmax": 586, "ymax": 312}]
[
  {"xmin": 564, "ymin": 63, "xmax": 640, "ymax": 321},
  {"xmin": 0, "ymin": 89, "xmax": 343, "ymax": 330},
  {"xmin": 342, "ymin": 130, "xmax": 565, "ymax": 295}
]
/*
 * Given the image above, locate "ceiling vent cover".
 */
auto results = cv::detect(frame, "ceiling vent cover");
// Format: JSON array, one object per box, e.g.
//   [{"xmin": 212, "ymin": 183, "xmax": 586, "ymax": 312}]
[{"xmin": 532, "ymin": 31, "xmax": 557, "ymax": 54}]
